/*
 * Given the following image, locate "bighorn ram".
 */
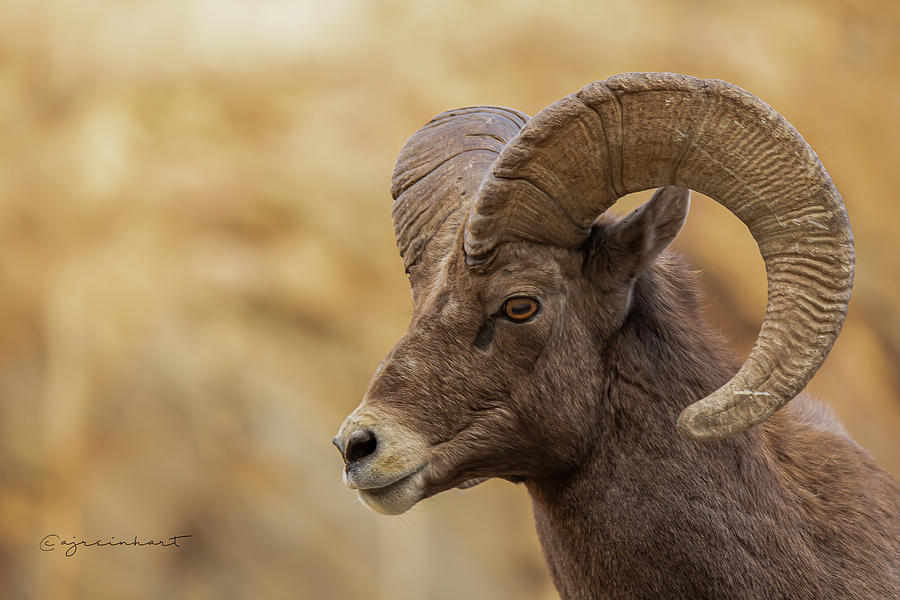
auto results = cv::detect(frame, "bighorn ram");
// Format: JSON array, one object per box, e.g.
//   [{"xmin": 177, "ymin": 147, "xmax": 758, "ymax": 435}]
[{"xmin": 333, "ymin": 72, "xmax": 899, "ymax": 598}]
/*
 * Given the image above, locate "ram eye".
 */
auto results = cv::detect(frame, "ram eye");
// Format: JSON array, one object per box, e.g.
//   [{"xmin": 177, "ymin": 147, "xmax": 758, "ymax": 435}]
[{"xmin": 503, "ymin": 297, "xmax": 540, "ymax": 322}]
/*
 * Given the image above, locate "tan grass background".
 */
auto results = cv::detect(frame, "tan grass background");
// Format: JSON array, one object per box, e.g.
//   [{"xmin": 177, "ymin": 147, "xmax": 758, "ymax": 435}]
[{"xmin": 1, "ymin": 1, "xmax": 898, "ymax": 598}]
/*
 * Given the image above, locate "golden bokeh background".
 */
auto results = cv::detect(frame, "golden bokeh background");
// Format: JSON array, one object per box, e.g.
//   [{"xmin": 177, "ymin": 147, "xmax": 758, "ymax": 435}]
[{"xmin": 1, "ymin": 1, "xmax": 898, "ymax": 598}]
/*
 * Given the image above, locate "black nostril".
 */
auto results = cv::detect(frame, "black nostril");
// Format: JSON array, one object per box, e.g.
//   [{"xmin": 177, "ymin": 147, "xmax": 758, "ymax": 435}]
[{"xmin": 346, "ymin": 428, "xmax": 377, "ymax": 464}]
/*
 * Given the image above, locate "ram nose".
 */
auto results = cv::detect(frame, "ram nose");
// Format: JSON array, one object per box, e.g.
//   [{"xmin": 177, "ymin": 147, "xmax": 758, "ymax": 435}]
[
  {"xmin": 333, "ymin": 406, "xmax": 432, "ymax": 495},
  {"xmin": 333, "ymin": 427, "xmax": 378, "ymax": 467}
]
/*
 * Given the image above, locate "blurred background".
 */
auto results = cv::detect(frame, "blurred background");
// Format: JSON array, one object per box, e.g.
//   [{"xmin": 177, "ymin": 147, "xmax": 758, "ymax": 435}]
[{"xmin": 1, "ymin": 0, "xmax": 898, "ymax": 598}]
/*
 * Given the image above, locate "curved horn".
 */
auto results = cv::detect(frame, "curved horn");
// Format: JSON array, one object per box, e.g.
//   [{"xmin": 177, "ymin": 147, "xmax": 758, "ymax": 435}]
[
  {"xmin": 391, "ymin": 106, "xmax": 527, "ymax": 301},
  {"xmin": 463, "ymin": 72, "xmax": 854, "ymax": 441}
]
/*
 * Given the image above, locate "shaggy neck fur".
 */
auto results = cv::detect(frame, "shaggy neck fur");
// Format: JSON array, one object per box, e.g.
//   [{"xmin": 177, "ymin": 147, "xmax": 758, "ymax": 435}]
[{"xmin": 526, "ymin": 257, "xmax": 899, "ymax": 600}]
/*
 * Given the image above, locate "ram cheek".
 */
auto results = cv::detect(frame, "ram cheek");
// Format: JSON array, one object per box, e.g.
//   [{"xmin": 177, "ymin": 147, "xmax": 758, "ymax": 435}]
[{"xmin": 420, "ymin": 413, "xmax": 514, "ymax": 495}]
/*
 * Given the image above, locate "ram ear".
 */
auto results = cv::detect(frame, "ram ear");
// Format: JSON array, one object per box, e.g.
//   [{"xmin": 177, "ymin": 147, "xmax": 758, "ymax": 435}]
[{"xmin": 590, "ymin": 186, "xmax": 690, "ymax": 282}]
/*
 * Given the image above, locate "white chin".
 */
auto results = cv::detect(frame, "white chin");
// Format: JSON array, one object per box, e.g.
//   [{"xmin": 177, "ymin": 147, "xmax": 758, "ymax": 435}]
[{"xmin": 357, "ymin": 472, "xmax": 424, "ymax": 515}]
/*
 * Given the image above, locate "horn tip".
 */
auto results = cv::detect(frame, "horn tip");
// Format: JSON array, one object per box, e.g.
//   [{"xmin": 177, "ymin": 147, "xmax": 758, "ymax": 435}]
[
  {"xmin": 676, "ymin": 401, "xmax": 754, "ymax": 442},
  {"xmin": 676, "ymin": 408, "xmax": 730, "ymax": 442}
]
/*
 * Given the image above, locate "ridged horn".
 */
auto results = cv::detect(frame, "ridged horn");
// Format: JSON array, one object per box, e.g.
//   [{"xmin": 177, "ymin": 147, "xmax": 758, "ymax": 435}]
[
  {"xmin": 463, "ymin": 72, "xmax": 854, "ymax": 441},
  {"xmin": 391, "ymin": 106, "xmax": 528, "ymax": 301}
]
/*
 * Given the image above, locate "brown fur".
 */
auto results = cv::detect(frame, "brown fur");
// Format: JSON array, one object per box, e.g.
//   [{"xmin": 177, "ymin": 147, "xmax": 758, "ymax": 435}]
[{"xmin": 346, "ymin": 193, "xmax": 900, "ymax": 598}]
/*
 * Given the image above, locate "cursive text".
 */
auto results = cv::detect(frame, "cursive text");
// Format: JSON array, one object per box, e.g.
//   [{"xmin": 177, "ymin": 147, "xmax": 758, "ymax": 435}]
[{"xmin": 40, "ymin": 534, "xmax": 192, "ymax": 557}]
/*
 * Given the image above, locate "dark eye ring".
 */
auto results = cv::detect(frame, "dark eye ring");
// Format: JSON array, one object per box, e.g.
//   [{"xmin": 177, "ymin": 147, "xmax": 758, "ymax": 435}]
[{"xmin": 503, "ymin": 297, "xmax": 540, "ymax": 322}]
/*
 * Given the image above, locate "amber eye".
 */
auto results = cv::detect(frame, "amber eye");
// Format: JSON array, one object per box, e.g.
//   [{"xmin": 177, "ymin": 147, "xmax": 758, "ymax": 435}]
[{"xmin": 503, "ymin": 297, "xmax": 539, "ymax": 322}]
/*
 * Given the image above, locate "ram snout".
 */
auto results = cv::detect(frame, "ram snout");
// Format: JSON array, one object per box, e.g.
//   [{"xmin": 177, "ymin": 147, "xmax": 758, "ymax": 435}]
[{"xmin": 333, "ymin": 404, "xmax": 430, "ymax": 515}]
